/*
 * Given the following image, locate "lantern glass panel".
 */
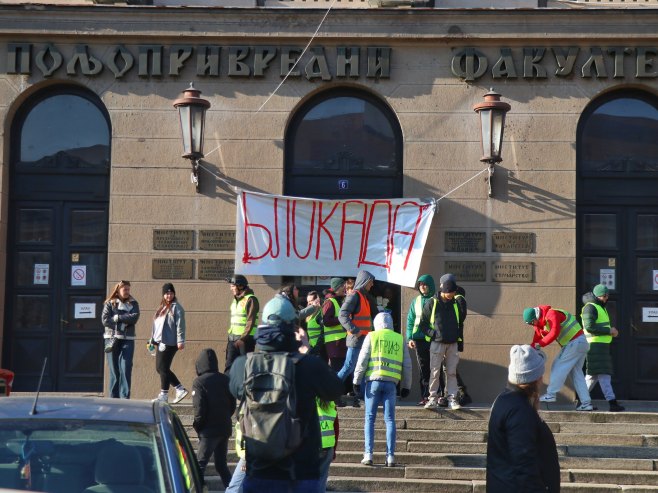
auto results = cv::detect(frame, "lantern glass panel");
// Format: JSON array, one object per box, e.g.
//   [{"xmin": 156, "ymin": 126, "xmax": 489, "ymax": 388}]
[
  {"xmin": 492, "ymin": 111, "xmax": 505, "ymax": 158},
  {"xmin": 190, "ymin": 105, "xmax": 205, "ymax": 156},
  {"xmin": 178, "ymin": 105, "xmax": 192, "ymax": 156},
  {"xmin": 479, "ymin": 109, "xmax": 492, "ymax": 159}
]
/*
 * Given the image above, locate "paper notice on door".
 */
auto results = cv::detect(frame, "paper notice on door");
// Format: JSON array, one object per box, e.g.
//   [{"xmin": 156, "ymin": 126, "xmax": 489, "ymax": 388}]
[
  {"xmin": 74, "ymin": 303, "xmax": 96, "ymax": 319},
  {"xmin": 71, "ymin": 265, "xmax": 87, "ymax": 286},
  {"xmin": 600, "ymin": 268, "xmax": 615, "ymax": 290},
  {"xmin": 34, "ymin": 264, "xmax": 49, "ymax": 285},
  {"xmin": 642, "ymin": 307, "xmax": 658, "ymax": 323}
]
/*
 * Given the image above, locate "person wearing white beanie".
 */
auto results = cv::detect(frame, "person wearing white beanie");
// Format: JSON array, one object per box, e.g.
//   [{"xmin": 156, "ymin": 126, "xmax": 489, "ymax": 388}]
[
  {"xmin": 486, "ymin": 345, "xmax": 560, "ymax": 492},
  {"xmin": 353, "ymin": 312, "xmax": 412, "ymax": 468}
]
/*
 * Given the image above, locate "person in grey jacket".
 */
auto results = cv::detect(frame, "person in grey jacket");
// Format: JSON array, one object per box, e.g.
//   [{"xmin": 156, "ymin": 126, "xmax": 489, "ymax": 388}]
[
  {"xmin": 102, "ymin": 280, "xmax": 140, "ymax": 399},
  {"xmin": 151, "ymin": 283, "xmax": 188, "ymax": 403},
  {"xmin": 353, "ymin": 312, "xmax": 411, "ymax": 467},
  {"xmin": 336, "ymin": 270, "xmax": 378, "ymax": 406}
]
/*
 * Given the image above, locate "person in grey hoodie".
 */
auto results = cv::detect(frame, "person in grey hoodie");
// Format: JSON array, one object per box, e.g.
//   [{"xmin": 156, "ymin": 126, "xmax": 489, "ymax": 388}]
[
  {"xmin": 193, "ymin": 348, "xmax": 236, "ymax": 486},
  {"xmin": 336, "ymin": 270, "xmax": 379, "ymax": 406},
  {"xmin": 354, "ymin": 312, "xmax": 412, "ymax": 467}
]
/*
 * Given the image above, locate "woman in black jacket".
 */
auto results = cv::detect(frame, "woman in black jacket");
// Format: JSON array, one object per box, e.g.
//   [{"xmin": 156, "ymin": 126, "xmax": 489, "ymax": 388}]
[{"xmin": 486, "ymin": 344, "xmax": 560, "ymax": 493}]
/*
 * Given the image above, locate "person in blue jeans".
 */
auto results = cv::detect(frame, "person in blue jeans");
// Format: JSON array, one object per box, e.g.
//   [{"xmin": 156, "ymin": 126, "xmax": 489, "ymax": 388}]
[
  {"xmin": 101, "ymin": 280, "xmax": 140, "ymax": 399},
  {"xmin": 353, "ymin": 312, "xmax": 411, "ymax": 467},
  {"xmin": 336, "ymin": 270, "xmax": 378, "ymax": 406}
]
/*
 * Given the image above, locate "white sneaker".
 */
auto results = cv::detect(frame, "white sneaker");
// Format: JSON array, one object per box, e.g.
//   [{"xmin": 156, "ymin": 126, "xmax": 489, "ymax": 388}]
[
  {"xmin": 424, "ymin": 397, "xmax": 438, "ymax": 410},
  {"xmin": 152, "ymin": 393, "xmax": 168, "ymax": 403},
  {"xmin": 386, "ymin": 455, "xmax": 395, "ymax": 467},
  {"xmin": 173, "ymin": 387, "xmax": 189, "ymax": 404},
  {"xmin": 449, "ymin": 398, "xmax": 461, "ymax": 410},
  {"xmin": 361, "ymin": 454, "xmax": 373, "ymax": 466},
  {"xmin": 539, "ymin": 394, "xmax": 556, "ymax": 403},
  {"xmin": 576, "ymin": 403, "xmax": 594, "ymax": 411}
]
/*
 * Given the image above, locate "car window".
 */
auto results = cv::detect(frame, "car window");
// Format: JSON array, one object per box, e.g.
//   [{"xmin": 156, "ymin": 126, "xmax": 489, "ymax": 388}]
[
  {"xmin": 170, "ymin": 413, "xmax": 204, "ymax": 492},
  {"xmin": 0, "ymin": 420, "xmax": 167, "ymax": 493}
]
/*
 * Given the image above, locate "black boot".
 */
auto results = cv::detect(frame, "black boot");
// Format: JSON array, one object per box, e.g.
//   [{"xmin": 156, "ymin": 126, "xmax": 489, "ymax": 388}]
[{"xmin": 608, "ymin": 399, "xmax": 625, "ymax": 412}]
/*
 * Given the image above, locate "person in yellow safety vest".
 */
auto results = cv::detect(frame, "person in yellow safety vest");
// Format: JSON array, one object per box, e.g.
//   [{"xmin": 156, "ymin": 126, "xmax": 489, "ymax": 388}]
[
  {"xmin": 316, "ymin": 398, "xmax": 338, "ymax": 490},
  {"xmin": 581, "ymin": 284, "xmax": 625, "ymax": 412},
  {"xmin": 522, "ymin": 305, "xmax": 593, "ymax": 411},
  {"xmin": 418, "ymin": 280, "xmax": 463, "ymax": 411},
  {"xmin": 405, "ymin": 274, "xmax": 435, "ymax": 407},
  {"xmin": 225, "ymin": 275, "xmax": 259, "ymax": 374},
  {"xmin": 353, "ymin": 312, "xmax": 411, "ymax": 468},
  {"xmin": 302, "ymin": 291, "xmax": 325, "ymax": 359},
  {"xmin": 225, "ymin": 419, "xmax": 246, "ymax": 493},
  {"xmin": 337, "ymin": 271, "xmax": 379, "ymax": 408}
]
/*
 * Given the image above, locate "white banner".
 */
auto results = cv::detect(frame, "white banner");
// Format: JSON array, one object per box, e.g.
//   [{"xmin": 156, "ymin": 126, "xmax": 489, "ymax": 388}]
[{"xmin": 235, "ymin": 191, "xmax": 436, "ymax": 287}]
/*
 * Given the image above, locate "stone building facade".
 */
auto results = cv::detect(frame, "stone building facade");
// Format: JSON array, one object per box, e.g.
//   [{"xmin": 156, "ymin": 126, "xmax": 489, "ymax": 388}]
[{"xmin": 1, "ymin": 0, "xmax": 657, "ymax": 402}]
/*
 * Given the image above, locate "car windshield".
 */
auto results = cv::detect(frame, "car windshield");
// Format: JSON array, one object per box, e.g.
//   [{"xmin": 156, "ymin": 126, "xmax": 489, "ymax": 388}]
[{"xmin": 0, "ymin": 420, "xmax": 168, "ymax": 493}]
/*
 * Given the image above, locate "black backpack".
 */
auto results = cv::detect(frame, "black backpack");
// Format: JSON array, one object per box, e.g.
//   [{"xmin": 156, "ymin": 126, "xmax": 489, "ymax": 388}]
[{"xmin": 239, "ymin": 351, "xmax": 304, "ymax": 466}]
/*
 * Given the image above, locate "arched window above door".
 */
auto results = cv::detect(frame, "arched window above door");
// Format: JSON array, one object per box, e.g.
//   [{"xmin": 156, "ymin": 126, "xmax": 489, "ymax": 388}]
[
  {"xmin": 16, "ymin": 88, "xmax": 110, "ymax": 172},
  {"xmin": 579, "ymin": 91, "xmax": 658, "ymax": 175},
  {"xmin": 285, "ymin": 88, "xmax": 402, "ymax": 198}
]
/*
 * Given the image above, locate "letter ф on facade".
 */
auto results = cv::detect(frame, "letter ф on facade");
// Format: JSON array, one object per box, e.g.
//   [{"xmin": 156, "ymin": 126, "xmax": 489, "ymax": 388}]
[
  {"xmin": 473, "ymin": 89, "xmax": 511, "ymax": 198},
  {"xmin": 173, "ymin": 83, "xmax": 211, "ymax": 193}
]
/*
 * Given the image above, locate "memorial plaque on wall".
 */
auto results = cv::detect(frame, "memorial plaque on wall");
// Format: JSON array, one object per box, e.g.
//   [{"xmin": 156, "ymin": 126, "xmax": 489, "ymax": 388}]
[
  {"xmin": 199, "ymin": 230, "xmax": 236, "ymax": 251},
  {"xmin": 153, "ymin": 230, "xmax": 194, "ymax": 250},
  {"xmin": 491, "ymin": 262, "xmax": 534, "ymax": 283},
  {"xmin": 444, "ymin": 232, "xmax": 486, "ymax": 253},
  {"xmin": 152, "ymin": 259, "xmax": 194, "ymax": 279},
  {"xmin": 491, "ymin": 232, "xmax": 534, "ymax": 253},
  {"xmin": 198, "ymin": 259, "xmax": 234, "ymax": 280},
  {"xmin": 444, "ymin": 261, "xmax": 486, "ymax": 282}
]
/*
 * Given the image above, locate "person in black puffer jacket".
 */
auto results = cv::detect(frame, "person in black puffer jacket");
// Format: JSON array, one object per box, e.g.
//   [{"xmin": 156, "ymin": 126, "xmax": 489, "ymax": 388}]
[
  {"xmin": 193, "ymin": 348, "xmax": 236, "ymax": 486},
  {"xmin": 487, "ymin": 344, "xmax": 560, "ymax": 493}
]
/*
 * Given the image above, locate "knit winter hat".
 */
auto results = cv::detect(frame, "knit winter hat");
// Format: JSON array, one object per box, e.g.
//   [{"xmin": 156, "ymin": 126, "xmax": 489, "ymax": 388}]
[
  {"xmin": 330, "ymin": 277, "xmax": 346, "ymax": 291},
  {"xmin": 261, "ymin": 295, "xmax": 297, "ymax": 325},
  {"xmin": 441, "ymin": 280, "xmax": 457, "ymax": 293},
  {"xmin": 508, "ymin": 344, "xmax": 546, "ymax": 384},
  {"xmin": 374, "ymin": 312, "xmax": 394, "ymax": 331},
  {"xmin": 593, "ymin": 284, "xmax": 609, "ymax": 297},
  {"xmin": 523, "ymin": 307, "xmax": 539, "ymax": 324},
  {"xmin": 162, "ymin": 283, "xmax": 175, "ymax": 295},
  {"xmin": 440, "ymin": 273, "xmax": 456, "ymax": 286}
]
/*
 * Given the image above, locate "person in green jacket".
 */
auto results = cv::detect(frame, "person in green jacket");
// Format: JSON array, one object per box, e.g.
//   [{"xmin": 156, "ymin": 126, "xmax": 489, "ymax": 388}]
[
  {"xmin": 581, "ymin": 284, "xmax": 625, "ymax": 412},
  {"xmin": 406, "ymin": 274, "xmax": 435, "ymax": 406}
]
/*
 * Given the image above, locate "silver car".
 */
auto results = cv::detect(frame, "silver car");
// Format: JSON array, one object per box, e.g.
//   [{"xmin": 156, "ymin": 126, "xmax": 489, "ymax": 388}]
[{"xmin": 0, "ymin": 396, "xmax": 206, "ymax": 493}]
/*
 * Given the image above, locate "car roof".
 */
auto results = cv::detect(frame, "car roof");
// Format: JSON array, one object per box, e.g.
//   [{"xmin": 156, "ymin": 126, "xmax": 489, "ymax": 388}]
[{"xmin": 0, "ymin": 396, "xmax": 161, "ymax": 424}]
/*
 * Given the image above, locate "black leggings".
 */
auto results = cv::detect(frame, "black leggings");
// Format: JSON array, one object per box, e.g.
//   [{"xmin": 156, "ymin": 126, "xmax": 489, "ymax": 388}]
[{"xmin": 156, "ymin": 345, "xmax": 180, "ymax": 391}]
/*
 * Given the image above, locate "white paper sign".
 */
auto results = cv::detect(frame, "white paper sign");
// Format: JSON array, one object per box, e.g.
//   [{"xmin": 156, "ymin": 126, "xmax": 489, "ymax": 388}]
[
  {"xmin": 74, "ymin": 303, "xmax": 96, "ymax": 319},
  {"xmin": 600, "ymin": 268, "xmax": 615, "ymax": 290},
  {"xmin": 653, "ymin": 270, "xmax": 658, "ymax": 291},
  {"xmin": 642, "ymin": 307, "xmax": 658, "ymax": 323},
  {"xmin": 71, "ymin": 265, "xmax": 87, "ymax": 286},
  {"xmin": 235, "ymin": 191, "xmax": 436, "ymax": 287},
  {"xmin": 33, "ymin": 264, "xmax": 49, "ymax": 285}
]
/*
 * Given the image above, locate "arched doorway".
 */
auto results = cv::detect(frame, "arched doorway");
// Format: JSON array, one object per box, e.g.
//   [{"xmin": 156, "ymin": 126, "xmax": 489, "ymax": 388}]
[
  {"xmin": 3, "ymin": 86, "xmax": 111, "ymax": 391},
  {"xmin": 284, "ymin": 87, "xmax": 404, "ymax": 328},
  {"xmin": 576, "ymin": 89, "xmax": 658, "ymax": 400}
]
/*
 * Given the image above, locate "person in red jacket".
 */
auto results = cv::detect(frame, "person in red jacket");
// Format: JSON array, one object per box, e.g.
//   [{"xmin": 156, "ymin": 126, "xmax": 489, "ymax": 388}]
[{"xmin": 523, "ymin": 306, "xmax": 593, "ymax": 411}]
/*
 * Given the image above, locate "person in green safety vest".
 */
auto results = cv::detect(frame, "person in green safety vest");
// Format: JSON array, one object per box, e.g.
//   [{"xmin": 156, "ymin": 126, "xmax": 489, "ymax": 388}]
[
  {"xmin": 322, "ymin": 278, "xmax": 349, "ymax": 396},
  {"xmin": 316, "ymin": 397, "xmax": 339, "ymax": 490},
  {"xmin": 523, "ymin": 305, "xmax": 593, "ymax": 411},
  {"xmin": 419, "ymin": 280, "xmax": 463, "ymax": 411},
  {"xmin": 225, "ymin": 275, "xmax": 259, "ymax": 374},
  {"xmin": 405, "ymin": 274, "xmax": 435, "ymax": 406},
  {"xmin": 301, "ymin": 291, "xmax": 326, "ymax": 360},
  {"xmin": 353, "ymin": 311, "xmax": 411, "ymax": 468},
  {"xmin": 581, "ymin": 284, "xmax": 625, "ymax": 412}
]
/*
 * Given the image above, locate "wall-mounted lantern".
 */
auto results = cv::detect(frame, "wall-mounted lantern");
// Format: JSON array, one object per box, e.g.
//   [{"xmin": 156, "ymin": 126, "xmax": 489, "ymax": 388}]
[
  {"xmin": 473, "ymin": 89, "xmax": 511, "ymax": 197},
  {"xmin": 173, "ymin": 83, "xmax": 211, "ymax": 193}
]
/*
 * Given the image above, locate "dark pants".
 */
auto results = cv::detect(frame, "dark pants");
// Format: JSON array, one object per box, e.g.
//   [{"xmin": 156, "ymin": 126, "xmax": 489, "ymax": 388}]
[
  {"xmin": 155, "ymin": 345, "xmax": 180, "ymax": 391},
  {"xmin": 225, "ymin": 335, "xmax": 255, "ymax": 373},
  {"xmin": 412, "ymin": 338, "xmax": 431, "ymax": 399},
  {"xmin": 197, "ymin": 434, "xmax": 231, "ymax": 487},
  {"xmin": 107, "ymin": 339, "xmax": 134, "ymax": 399}
]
